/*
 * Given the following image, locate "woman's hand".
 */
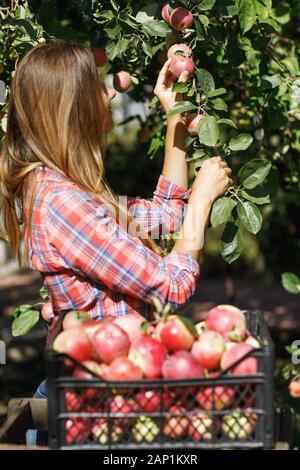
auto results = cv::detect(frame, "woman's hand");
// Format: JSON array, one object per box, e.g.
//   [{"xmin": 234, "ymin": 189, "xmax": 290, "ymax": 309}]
[
  {"xmin": 192, "ymin": 157, "xmax": 233, "ymax": 203},
  {"xmin": 154, "ymin": 58, "xmax": 190, "ymax": 116}
]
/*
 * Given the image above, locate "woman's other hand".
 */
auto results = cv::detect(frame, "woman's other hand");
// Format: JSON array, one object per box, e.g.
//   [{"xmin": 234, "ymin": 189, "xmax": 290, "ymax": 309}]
[{"xmin": 192, "ymin": 157, "xmax": 233, "ymax": 203}]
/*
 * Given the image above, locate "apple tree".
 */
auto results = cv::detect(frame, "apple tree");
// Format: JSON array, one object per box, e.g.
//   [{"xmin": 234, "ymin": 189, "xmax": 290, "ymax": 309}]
[{"xmin": 1, "ymin": 1, "xmax": 299, "ymax": 272}]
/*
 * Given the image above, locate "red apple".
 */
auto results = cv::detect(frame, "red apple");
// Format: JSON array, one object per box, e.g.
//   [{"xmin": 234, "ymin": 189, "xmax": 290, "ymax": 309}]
[
  {"xmin": 188, "ymin": 410, "xmax": 213, "ymax": 441},
  {"xmin": 205, "ymin": 305, "xmax": 247, "ymax": 342},
  {"xmin": 72, "ymin": 359, "xmax": 105, "ymax": 379},
  {"xmin": 169, "ymin": 55, "xmax": 195, "ymax": 78},
  {"xmin": 191, "ymin": 331, "xmax": 225, "ymax": 370},
  {"xmin": 110, "ymin": 394, "xmax": 139, "ymax": 426},
  {"xmin": 185, "ymin": 113, "xmax": 204, "ymax": 135},
  {"xmin": 65, "ymin": 418, "xmax": 91, "ymax": 445},
  {"xmin": 167, "ymin": 43, "xmax": 191, "ymax": 59},
  {"xmin": 170, "ymin": 7, "xmax": 193, "ymax": 31},
  {"xmin": 164, "ymin": 406, "xmax": 189, "ymax": 438},
  {"xmin": 289, "ymin": 378, "xmax": 300, "ymax": 398},
  {"xmin": 135, "ymin": 390, "xmax": 175, "ymax": 413},
  {"xmin": 136, "ymin": 390, "xmax": 160, "ymax": 413},
  {"xmin": 196, "ymin": 386, "xmax": 235, "ymax": 410},
  {"xmin": 162, "ymin": 351, "xmax": 204, "ymax": 380},
  {"xmin": 104, "ymin": 357, "xmax": 143, "ymax": 381},
  {"xmin": 53, "ymin": 328, "xmax": 91, "ymax": 363},
  {"xmin": 92, "ymin": 323, "xmax": 130, "ymax": 364},
  {"xmin": 221, "ymin": 343, "xmax": 257, "ymax": 375},
  {"xmin": 161, "ymin": 3, "xmax": 175, "ymax": 24},
  {"xmin": 41, "ymin": 302, "xmax": 54, "ymax": 322},
  {"xmin": 113, "ymin": 71, "xmax": 132, "ymax": 92},
  {"xmin": 128, "ymin": 336, "xmax": 166, "ymax": 379},
  {"xmin": 81, "ymin": 317, "xmax": 114, "ymax": 341},
  {"xmin": 113, "ymin": 312, "xmax": 146, "ymax": 342},
  {"xmin": 222, "ymin": 410, "xmax": 257, "ymax": 440},
  {"xmin": 62, "ymin": 310, "xmax": 91, "ymax": 330},
  {"xmin": 65, "ymin": 389, "xmax": 84, "ymax": 412},
  {"xmin": 92, "ymin": 47, "xmax": 107, "ymax": 66},
  {"xmin": 160, "ymin": 315, "xmax": 197, "ymax": 352}
]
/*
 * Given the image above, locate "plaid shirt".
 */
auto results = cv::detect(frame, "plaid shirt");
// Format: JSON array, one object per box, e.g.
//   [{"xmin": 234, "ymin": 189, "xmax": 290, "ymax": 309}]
[{"xmin": 26, "ymin": 166, "xmax": 200, "ymax": 320}]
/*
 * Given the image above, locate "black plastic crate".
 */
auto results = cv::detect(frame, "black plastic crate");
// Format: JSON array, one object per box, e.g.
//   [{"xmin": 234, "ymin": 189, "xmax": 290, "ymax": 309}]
[{"xmin": 46, "ymin": 310, "xmax": 274, "ymax": 449}]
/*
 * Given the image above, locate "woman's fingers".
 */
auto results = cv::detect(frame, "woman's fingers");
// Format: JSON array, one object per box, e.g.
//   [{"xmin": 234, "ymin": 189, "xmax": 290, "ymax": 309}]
[
  {"xmin": 177, "ymin": 70, "xmax": 190, "ymax": 83},
  {"xmin": 155, "ymin": 58, "xmax": 172, "ymax": 88},
  {"xmin": 211, "ymin": 156, "xmax": 223, "ymax": 163}
]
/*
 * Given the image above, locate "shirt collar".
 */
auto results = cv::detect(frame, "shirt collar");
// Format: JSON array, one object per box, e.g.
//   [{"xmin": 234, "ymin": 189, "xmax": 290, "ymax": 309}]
[{"xmin": 34, "ymin": 166, "xmax": 70, "ymax": 183}]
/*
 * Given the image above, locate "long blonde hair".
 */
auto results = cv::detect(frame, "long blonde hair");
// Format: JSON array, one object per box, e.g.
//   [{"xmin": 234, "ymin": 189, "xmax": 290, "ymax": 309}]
[{"xmin": 0, "ymin": 40, "xmax": 163, "ymax": 266}]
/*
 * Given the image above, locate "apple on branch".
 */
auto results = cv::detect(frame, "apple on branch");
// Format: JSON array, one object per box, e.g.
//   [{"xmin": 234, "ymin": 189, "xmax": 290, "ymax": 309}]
[{"xmin": 113, "ymin": 71, "xmax": 132, "ymax": 92}]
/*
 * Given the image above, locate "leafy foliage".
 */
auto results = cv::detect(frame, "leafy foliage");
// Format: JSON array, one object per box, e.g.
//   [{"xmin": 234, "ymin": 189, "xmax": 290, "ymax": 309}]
[{"xmin": 0, "ymin": 0, "xmax": 299, "ymax": 278}]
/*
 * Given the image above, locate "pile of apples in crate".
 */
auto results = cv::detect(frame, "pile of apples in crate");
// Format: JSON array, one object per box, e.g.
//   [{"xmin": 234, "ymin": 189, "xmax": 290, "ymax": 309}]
[{"xmin": 53, "ymin": 303, "xmax": 260, "ymax": 444}]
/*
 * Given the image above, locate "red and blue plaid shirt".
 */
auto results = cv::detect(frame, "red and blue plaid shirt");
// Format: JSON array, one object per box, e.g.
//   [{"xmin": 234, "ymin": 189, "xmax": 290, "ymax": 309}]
[{"xmin": 26, "ymin": 166, "xmax": 200, "ymax": 320}]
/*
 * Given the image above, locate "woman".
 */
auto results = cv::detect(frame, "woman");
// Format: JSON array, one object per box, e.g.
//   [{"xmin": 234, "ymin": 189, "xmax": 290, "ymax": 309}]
[{"xmin": 0, "ymin": 40, "xmax": 232, "ymax": 443}]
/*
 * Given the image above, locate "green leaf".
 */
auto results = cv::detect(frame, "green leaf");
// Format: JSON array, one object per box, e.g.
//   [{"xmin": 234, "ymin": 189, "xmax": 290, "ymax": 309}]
[
  {"xmin": 239, "ymin": 159, "xmax": 272, "ymax": 189},
  {"xmin": 97, "ymin": 9, "xmax": 115, "ymax": 20},
  {"xmin": 12, "ymin": 308, "xmax": 40, "ymax": 337},
  {"xmin": 142, "ymin": 41, "xmax": 153, "ymax": 57},
  {"xmin": 237, "ymin": 201, "xmax": 262, "ymax": 234},
  {"xmin": 198, "ymin": 115, "xmax": 219, "ymax": 147},
  {"xmin": 14, "ymin": 19, "xmax": 37, "ymax": 40},
  {"xmin": 226, "ymin": 5, "xmax": 238, "ymax": 16},
  {"xmin": 198, "ymin": 15, "xmax": 209, "ymax": 27},
  {"xmin": 218, "ymin": 118, "xmax": 237, "ymax": 129},
  {"xmin": 212, "ymin": 97, "xmax": 228, "ymax": 111},
  {"xmin": 208, "ymin": 88, "xmax": 226, "ymax": 98},
  {"xmin": 186, "ymin": 149, "xmax": 206, "ymax": 162},
  {"xmin": 140, "ymin": 321, "xmax": 151, "ymax": 335},
  {"xmin": 198, "ymin": 0, "xmax": 216, "ymax": 10},
  {"xmin": 106, "ymin": 41, "xmax": 121, "ymax": 61},
  {"xmin": 12, "ymin": 304, "xmax": 35, "ymax": 320},
  {"xmin": 228, "ymin": 133, "xmax": 253, "ymax": 151},
  {"xmin": 171, "ymin": 82, "xmax": 188, "ymax": 93},
  {"xmin": 196, "ymin": 68, "xmax": 215, "ymax": 95},
  {"xmin": 259, "ymin": 18, "xmax": 281, "ymax": 33},
  {"xmin": 167, "ymin": 101, "xmax": 197, "ymax": 116},
  {"xmin": 255, "ymin": 0, "xmax": 271, "ymax": 19},
  {"xmin": 261, "ymin": 74, "xmax": 281, "ymax": 90},
  {"xmin": 282, "ymin": 56, "xmax": 299, "ymax": 75},
  {"xmin": 281, "ymin": 273, "xmax": 300, "ymax": 295},
  {"xmin": 220, "ymin": 223, "xmax": 244, "ymax": 263},
  {"xmin": 39, "ymin": 286, "xmax": 49, "ymax": 300},
  {"xmin": 178, "ymin": 316, "xmax": 198, "ymax": 338},
  {"xmin": 238, "ymin": 0, "xmax": 256, "ymax": 34},
  {"xmin": 135, "ymin": 11, "xmax": 155, "ymax": 24},
  {"xmin": 210, "ymin": 197, "xmax": 237, "ymax": 228},
  {"xmin": 240, "ymin": 186, "xmax": 270, "ymax": 205},
  {"xmin": 142, "ymin": 20, "xmax": 169, "ymax": 37}
]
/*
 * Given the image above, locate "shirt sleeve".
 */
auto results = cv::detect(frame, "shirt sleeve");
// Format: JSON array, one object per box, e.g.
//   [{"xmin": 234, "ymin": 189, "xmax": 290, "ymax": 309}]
[
  {"xmin": 46, "ymin": 189, "xmax": 200, "ymax": 310},
  {"xmin": 124, "ymin": 175, "xmax": 192, "ymax": 235}
]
